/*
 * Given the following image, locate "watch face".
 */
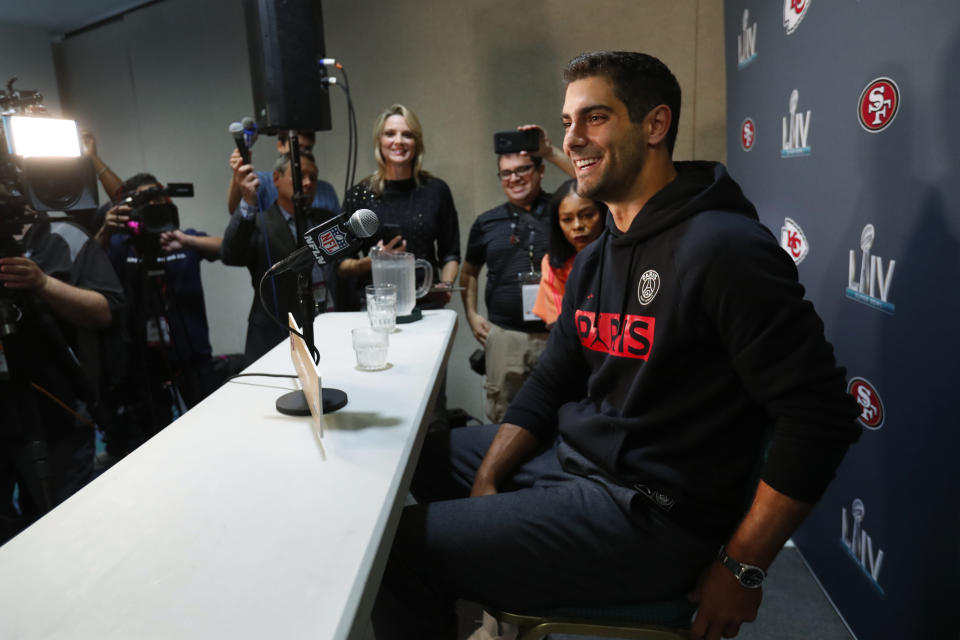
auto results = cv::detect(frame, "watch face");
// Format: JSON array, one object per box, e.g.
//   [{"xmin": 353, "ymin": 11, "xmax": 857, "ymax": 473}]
[{"xmin": 740, "ymin": 567, "xmax": 764, "ymax": 588}]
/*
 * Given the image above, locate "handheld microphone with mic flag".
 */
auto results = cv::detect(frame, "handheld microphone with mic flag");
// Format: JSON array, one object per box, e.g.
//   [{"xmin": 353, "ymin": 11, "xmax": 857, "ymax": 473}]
[
  {"xmin": 229, "ymin": 121, "xmax": 251, "ymax": 165},
  {"xmin": 241, "ymin": 116, "xmax": 258, "ymax": 148},
  {"xmin": 262, "ymin": 207, "xmax": 379, "ymax": 417},
  {"xmin": 269, "ymin": 208, "xmax": 379, "ymax": 274}
]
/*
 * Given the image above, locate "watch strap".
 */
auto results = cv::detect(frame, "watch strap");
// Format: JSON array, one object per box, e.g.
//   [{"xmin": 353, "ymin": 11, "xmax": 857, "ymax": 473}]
[{"xmin": 718, "ymin": 545, "xmax": 766, "ymax": 589}]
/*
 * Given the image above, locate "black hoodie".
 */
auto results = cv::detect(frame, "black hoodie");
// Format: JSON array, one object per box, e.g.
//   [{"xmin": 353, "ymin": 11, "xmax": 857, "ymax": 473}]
[{"xmin": 503, "ymin": 161, "xmax": 860, "ymax": 536}]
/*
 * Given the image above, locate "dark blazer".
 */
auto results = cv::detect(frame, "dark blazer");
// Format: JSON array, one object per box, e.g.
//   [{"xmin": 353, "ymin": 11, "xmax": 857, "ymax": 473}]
[{"xmin": 221, "ymin": 202, "xmax": 332, "ymax": 364}]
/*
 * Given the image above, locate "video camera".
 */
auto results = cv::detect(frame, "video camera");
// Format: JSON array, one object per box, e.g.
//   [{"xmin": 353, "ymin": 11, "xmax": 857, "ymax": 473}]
[
  {"xmin": 0, "ymin": 76, "xmax": 98, "ymax": 249},
  {"xmin": 118, "ymin": 183, "xmax": 194, "ymax": 236}
]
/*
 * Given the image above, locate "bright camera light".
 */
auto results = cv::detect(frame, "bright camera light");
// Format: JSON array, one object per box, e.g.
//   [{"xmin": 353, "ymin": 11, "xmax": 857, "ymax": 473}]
[{"xmin": 7, "ymin": 115, "xmax": 81, "ymax": 158}]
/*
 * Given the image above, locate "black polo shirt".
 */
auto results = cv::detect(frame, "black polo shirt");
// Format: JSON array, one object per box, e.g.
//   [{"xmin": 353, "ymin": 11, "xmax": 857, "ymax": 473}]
[{"xmin": 465, "ymin": 191, "xmax": 550, "ymax": 331}]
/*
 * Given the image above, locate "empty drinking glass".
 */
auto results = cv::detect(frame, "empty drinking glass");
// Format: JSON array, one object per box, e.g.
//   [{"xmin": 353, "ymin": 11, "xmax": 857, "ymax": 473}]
[
  {"xmin": 352, "ymin": 327, "xmax": 389, "ymax": 370},
  {"xmin": 366, "ymin": 283, "xmax": 398, "ymax": 333}
]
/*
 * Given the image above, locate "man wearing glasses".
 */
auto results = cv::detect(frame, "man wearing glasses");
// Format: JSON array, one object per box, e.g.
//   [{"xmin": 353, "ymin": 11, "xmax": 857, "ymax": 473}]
[{"xmin": 461, "ymin": 140, "xmax": 574, "ymax": 423}]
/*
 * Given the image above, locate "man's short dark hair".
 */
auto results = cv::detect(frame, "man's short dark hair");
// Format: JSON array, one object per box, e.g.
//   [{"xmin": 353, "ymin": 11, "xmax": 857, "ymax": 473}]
[
  {"xmin": 496, "ymin": 153, "xmax": 543, "ymax": 169},
  {"xmin": 563, "ymin": 51, "xmax": 681, "ymax": 154},
  {"xmin": 122, "ymin": 172, "xmax": 161, "ymax": 193},
  {"xmin": 273, "ymin": 150, "xmax": 317, "ymax": 175}
]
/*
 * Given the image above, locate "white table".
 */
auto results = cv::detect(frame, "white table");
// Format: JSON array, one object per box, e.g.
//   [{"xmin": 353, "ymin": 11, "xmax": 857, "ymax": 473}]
[{"xmin": 0, "ymin": 310, "xmax": 457, "ymax": 639}]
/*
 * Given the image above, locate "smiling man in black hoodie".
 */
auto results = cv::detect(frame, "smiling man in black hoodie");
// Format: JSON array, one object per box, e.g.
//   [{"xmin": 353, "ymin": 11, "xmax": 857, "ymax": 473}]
[{"xmin": 372, "ymin": 52, "xmax": 860, "ymax": 640}]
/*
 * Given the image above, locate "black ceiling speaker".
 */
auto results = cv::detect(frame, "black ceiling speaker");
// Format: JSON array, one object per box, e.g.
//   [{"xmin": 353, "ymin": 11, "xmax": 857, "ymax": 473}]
[{"xmin": 243, "ymin": 0, "xmax": 332, "ymax": 134}]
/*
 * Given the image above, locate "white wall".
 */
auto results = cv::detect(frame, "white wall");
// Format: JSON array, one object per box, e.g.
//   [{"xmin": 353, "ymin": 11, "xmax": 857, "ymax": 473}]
[
  {"xmin": 50, "ymin": 0, "xmax": 726, "ymax": 422},
  {"xmin": 0, "ymin": 22, "xmax": 61, "ymax": 115},
  {"xmin": 54, "ymin": 0, "xmax": 257, "ymax": 368}
]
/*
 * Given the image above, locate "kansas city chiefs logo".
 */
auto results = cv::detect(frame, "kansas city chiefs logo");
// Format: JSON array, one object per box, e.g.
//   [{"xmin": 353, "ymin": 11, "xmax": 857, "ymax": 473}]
[
  {"xmin": 784, "ymin": 0, "xmax": 810, "ymax": 34},
  {"xmin": 780, "ymin": 217, "xmax": 809, "ymax": 265}
]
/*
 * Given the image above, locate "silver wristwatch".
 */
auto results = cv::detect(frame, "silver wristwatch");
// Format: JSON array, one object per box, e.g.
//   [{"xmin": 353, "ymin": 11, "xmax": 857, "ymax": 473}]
[{"xmin": 718, "ymin": 545, "xmax": 766, "ymax": 589}]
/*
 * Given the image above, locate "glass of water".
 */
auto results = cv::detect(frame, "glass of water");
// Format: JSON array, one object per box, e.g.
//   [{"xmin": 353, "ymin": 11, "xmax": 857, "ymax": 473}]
[
  {"xmin": 352, "ymin": 327, "xmax": 389, "ymax": 370},
  {"xmin": 366, "ymin": 283, "xmax": 398, "ymax": 333}
]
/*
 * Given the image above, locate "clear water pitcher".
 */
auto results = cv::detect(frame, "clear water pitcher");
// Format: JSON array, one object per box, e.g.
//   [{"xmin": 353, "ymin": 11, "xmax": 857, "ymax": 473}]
[{"xmin": 370, "ymin": 247, "xmax": 433, "ymax": 316}]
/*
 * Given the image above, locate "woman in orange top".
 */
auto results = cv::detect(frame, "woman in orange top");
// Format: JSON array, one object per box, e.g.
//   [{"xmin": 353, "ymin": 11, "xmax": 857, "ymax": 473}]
[{"xmin": 532, "ymin": 179, "xmax": 604, "ymax": 326}]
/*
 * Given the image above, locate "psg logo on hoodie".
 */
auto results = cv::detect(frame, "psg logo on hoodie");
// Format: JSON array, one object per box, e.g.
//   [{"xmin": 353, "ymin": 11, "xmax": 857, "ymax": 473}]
[{"xmin": 637, "ymin": 270, "xmax": 661, "ymax": 305}]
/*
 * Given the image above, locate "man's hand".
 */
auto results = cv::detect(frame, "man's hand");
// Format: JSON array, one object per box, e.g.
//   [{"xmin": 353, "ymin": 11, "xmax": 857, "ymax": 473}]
[
  {"xmin": 236, "ymin": 164, "xmax": 260, "ymax": 206},
  {"xmin": 95, "ymin": 204, "xmax": 131, "ymax": 249},
  {"xmin": 0, "ymin": 256, "xmax": 48, "ymax": 291},
  {"xmin": 229, "ymin": 148, "xmax": 246, "ymax": 174},
  {"xmin": 80, "ymin": 129, "xmax": 98, "ymax": 158},
  {"xmin": 467, "ymin": 311, "xmax": 491, "ymax": 346},
  {"xmin": 104, "ymin": 204, "xmax": 131, "ymax": 230},
  {"xmin": 517, "ymin": 124, "xmax": 553, "ymax": 160},
  {"xmin": 160, "ymin": 229, "xmax": 189, "ymax": 252},
  {"xmin": 687, "ymin": 560, "xmax": 761, "ymax": 640},
  {"xmin": 517, "ymin": 123, "xmax": 575, "ymax": 178},
  {"xmin": 470, "ymin": 478, "xmax": 498, "ymax": 497}
]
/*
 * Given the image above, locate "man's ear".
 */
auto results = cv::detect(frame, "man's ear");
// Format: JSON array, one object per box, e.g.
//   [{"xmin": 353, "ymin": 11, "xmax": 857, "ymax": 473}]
[{"xmin": 646, "ymin": 104, "xmax": 673, "ymax": 148}]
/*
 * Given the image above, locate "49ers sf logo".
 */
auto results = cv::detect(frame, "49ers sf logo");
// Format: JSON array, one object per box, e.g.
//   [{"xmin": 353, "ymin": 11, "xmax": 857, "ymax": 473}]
[
  {"xmin": 575, "ymin": 310, "xmax": 655, "ymax": 360},
  {"xmin": 858, "ymin": 77, "xmax": 899, "ymax": 133},
  {"xmin": 741, "ymin": 117, "xmax": 756, "ymax": 152},
  {"xmin": 848, "ymin": 377, "xmax": 885, "ymax": 430}
]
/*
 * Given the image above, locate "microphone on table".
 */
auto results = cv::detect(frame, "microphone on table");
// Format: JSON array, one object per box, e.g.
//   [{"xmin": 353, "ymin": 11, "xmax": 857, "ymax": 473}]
[
  {"xmin": 229, "ymin": 121, "xmax": 251, "ymax": 165},
  {"xmin": 270, "ymin": 208, "xmax": 379, "ymax": 274}
]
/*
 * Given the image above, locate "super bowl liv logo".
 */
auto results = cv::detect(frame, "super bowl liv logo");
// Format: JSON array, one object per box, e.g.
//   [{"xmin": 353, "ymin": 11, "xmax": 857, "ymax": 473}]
[
  {"xmin": 841, "ymin": 498, "xmax": 885, "ymax": 595},
  {"xmin": 737, "ymin": 9, "xmax": 758, "ymax": 69},
  {"xmin": 781, "ymin": 90, "xmax": 811, "ymax": 158},
  {"xmin": 846, "ymin": 224, "xmax": 896, "ymax": 314}
]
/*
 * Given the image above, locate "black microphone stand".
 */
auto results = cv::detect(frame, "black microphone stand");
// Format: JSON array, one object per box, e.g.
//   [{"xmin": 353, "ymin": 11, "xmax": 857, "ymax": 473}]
[{"xmin": 275, "ymin": 130, "xmax": 348, "ymax": 416}]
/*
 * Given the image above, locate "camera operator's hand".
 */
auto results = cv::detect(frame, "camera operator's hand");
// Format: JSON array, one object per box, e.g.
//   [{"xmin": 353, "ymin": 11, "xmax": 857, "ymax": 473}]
[
  {"xmin": 0, "ymin": 255, "xmax": 112, "ymax": 329},
  {"xmin": 236, "ymin": 164, "xmax": 260, "ymax": 207},
  {"xmin": 104, "ymin": 204, "xmax": 131, "ymax": 229},
  {"xmin": 160, "ymin": 230, "xmax": 187, "ymax": 252},
  {"xmin": 94, "ymin": 204, "xmax": 131, "ymax": 250},
  {"xmin": 80, "ymin": 129, "xmax": 124, "ymax": 199},
  {"xmin": 0, "ymin": 256, "xmax": 48, "ymax": 291}
]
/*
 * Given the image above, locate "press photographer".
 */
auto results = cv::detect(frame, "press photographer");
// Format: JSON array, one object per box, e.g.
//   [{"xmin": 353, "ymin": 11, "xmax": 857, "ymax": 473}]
[
  {"xmin": 0, "ymin": 85, "xmax": 125, "ymax": 543},
  {"xmin": 93, "ymin": 173, "xmax": 223, "ymax": 461}
]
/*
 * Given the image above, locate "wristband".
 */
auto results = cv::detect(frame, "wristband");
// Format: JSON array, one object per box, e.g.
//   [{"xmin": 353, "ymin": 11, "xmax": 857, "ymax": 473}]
[{"xmin": 96, "ymin": 165, "xmax": 109, "ymax": 178}]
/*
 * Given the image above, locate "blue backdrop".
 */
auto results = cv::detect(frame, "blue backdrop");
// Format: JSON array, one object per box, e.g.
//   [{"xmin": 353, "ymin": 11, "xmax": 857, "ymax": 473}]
[{"xmin": 724, "ymin": 2, "xmax": 959, "ymax": 637}]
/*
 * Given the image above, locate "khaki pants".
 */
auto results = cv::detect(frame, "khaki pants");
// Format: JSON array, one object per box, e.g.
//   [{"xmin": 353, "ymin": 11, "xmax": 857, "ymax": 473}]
[{"xmin": 484, "ymin": 324, "xmax": 548, "ymax": 423}]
